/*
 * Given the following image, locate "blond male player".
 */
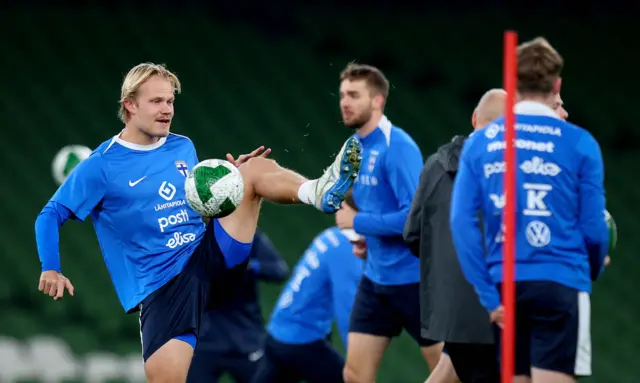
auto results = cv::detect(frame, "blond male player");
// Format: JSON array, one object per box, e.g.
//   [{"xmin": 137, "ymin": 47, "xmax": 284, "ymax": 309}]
[{"xmin": 35, "ymin": 63, "xmax": 362, "ymax": 383}]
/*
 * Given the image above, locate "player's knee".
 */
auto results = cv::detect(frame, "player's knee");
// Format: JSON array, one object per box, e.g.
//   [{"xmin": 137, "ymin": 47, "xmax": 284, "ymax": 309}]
[
  {"xmin": 145, "ymin": 363, "xmax": 187, "ymax": 383},
  {"xmin": 238, "ymin": 157, "xmax": 277, "ymax": 183},
  {"xmin": 421, "ymin": 342, "xmax": 444, "ymax": 371},
  {"xmin": 343, "ymin": 364, "xmax": 366, "ymax": 383},
  {"xmin": 238, "ymin": 157, "xmax": 277, "ymax": 174}
]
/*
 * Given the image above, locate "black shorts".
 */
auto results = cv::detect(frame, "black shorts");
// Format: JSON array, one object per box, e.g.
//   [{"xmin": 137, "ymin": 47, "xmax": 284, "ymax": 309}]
[
  {"xmin": 251, "ymin": 334, "xmax": 344, "ymax": 383},
  {"xmin": 494, "ymin": 281, "xmax": 591, "ymax": 377},
  {"xmin": 187, "ymin": 350, "xmax": 260, "ymax": 383},
  {"xmin": 349, "ymin": 276, "xmax": 438, "ymax": 347},
  {"xmin": 139, "ymin": 220, "xmax": 252, "ymax": 362},
  {"xmin": 444, "ymin": 342, "xmax": 499, "ymax": 383}
]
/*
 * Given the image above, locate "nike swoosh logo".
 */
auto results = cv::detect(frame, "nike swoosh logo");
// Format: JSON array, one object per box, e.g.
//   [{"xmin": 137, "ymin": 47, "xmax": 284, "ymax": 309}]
[{"xmin": 129, "ymin": 176, "xmax": 147, "ymax": 187}]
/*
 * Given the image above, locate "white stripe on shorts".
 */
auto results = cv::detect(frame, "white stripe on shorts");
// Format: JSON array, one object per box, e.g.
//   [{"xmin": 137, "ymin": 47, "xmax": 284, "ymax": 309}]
[
  {"xmin": 139, "ymin": 304, "xmax": 144, "ymax": 359},
  {"xmin": 574, "ymin": 291, "xmax": 592, "ymax": 376}
]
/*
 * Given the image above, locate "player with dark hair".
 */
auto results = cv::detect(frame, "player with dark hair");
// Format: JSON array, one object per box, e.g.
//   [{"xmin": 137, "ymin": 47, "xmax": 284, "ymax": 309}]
[
  {"xmin": 251, "ymin": 194, "xmax": 364, "ymax": 383},
  {"xmin": 450, "ymin": 38, "xmax": 609, "ymax": 383},
  {"xmin": 334, "ymin": 63, "xmax": 441, "ymax": 383},
  {"xmin": 187, "ymin": 228, "xmax": 289, "ymax": 383},
  {"xmin": 34, "ymin": 62, "xmax": 362, "ymax": 383}
]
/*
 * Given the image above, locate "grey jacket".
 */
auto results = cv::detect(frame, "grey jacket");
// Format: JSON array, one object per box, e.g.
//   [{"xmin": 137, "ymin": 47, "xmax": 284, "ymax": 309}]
[{"xmin": 403, "ymin": 135, "xmax": 494, "ymax": 344}]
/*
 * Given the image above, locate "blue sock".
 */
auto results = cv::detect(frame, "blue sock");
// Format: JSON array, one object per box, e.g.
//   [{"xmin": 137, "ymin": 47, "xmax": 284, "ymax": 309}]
[{"xmin": 213, "ymin": 220, "xmax": 254, "ymax": 268}]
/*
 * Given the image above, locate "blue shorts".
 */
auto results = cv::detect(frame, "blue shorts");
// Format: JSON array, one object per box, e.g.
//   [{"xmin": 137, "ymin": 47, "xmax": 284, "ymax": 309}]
[
  {"xmin": 250, "ymin": 334, "xmax": 344, "ymax": 383},
  {"xmin": 494, "ymin": 281, "xmax": 591, "ymax": 377},
  {"xmin": 139, "ymin": 220, "xmax": 253, "ymax": 362},
  {"xmin": 349, "ymin": 276, "xmax": 438, "ymax": 347}
]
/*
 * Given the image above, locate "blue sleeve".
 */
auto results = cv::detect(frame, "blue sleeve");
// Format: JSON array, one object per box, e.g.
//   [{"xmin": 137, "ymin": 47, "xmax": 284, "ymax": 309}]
[
  {"xmin": 248, "ymin": 230, "xmax": 290, "ymax": 282},
  {"xmin": 192, "ymin": 143, "xmax": 200, "ymax": 164},
  {"xmin": 35, "ymin": 201, "xmax": 73, "ymax": 272},
  {"xmin": 353, "ymin": 142, "xmax": 423, "ymax": 236},
  {"xmin": 50, "ymin": 154, "xmax": 107, "ymax": 221},
  {"xmin": 450, "ymin": 140, "xmax": 501, "ymax": 312},
  {"xmin": 576, "ymin": 132, "xmax": 609, "ymax": 280}
]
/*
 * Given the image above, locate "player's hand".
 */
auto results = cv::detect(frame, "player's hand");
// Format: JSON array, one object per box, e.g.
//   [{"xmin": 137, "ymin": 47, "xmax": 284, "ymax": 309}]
[
  {"xmin": 490, "ymin": 305, "xmax": 504, "ymax": 328},
  {"xmin": 226, "ymin": 146, "xmax": 272, "ymax": 167},
  {"xmin": 38, "ymin": 270, "xmax": 74, "ymax": 301},
  {"xmin": 604, "ymin": 256, "xmax": 611, "ymax": 266},
  {"xmin": 352, "ymin": 239, "xmax": 367, "ymax": 260},
  {"xmin": 336, "ymin": 202, "xmax": 356, "ymax": 229}
]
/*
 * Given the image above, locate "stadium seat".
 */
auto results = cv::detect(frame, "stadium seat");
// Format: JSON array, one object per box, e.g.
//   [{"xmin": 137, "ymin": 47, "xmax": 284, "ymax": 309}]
[
  {"xmin": 26, "ymin": 335, "xmax": 80, "ymax": 383},
  {"xmin": 120, "ymin": 354, "xmax": 147, "ymax": 383},
  {"xmin": 83, "ymin": 352, "xmax": 125, "ymax": 383},
  {"xmin": 0, "ymin": 337, "xmax": 34, "ymax": 383}
]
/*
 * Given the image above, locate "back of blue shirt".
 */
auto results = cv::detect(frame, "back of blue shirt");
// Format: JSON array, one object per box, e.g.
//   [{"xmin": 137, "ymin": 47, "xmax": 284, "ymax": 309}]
[
  {"xmin": 351, "ymin": 116, "xmax": 423, "ymax": 285},
  {"xmin": 50, "ymin": 133, "xmax": 205, "ymax": 312},
  {"xmin": 267, "ymin": 227, "xmax": 364, "ymax": 347},
  {"xmin": 450, "ymin": 102, "xmax": 608, "ymax": 311}
]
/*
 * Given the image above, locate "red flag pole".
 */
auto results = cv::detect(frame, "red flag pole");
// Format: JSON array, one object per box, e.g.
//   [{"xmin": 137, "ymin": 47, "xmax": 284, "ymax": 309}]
[{"xmin": 502, "ymin": 30, "xmax": 518, "ymax": 383}]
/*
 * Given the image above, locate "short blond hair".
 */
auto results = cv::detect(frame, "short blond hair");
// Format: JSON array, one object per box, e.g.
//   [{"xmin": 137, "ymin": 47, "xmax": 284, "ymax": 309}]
[{"xmin": 118, "ymin": 63, "xmax": 182, "ymax": 123}]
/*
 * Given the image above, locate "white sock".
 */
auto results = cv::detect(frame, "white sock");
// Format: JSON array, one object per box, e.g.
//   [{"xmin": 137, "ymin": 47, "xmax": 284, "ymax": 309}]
[{"xmin": 297, "ymin": 180, "xmax": 317, "ymax": 206}]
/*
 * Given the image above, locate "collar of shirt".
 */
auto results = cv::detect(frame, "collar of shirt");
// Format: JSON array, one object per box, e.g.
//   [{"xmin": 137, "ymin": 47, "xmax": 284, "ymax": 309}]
[
  {"xmin": 515, "ymin": 101, "xmax": 560, "ymax": 119},
  {"xmin": 358, "ymin": 115, "xmax": 392, "ymax": 146}
]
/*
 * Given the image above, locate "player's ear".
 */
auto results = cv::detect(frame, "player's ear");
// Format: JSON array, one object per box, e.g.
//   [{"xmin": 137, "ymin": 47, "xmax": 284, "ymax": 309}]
[
  {"xmin": 553, "ymin": 77, "xmax": 562, "ymax": 95},
  {"xmin": 373, "ymin": 94, "xmax": 384, "ymax": 110},
  {"xmin": 471, "ymin": 109, "xmax": 478, "ymax": 130},
  {"xmin": 123, "ymin": 98, "xmax": 137, "ymax": 115}
]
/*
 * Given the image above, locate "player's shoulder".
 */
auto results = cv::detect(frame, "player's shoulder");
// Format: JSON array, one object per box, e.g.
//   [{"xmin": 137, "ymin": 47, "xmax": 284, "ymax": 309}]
[
  {"xmin": 561, "ymin": 120, "xmax": 595, "ymax": 140},
  {"xmin": 167, "ymin": 132, "xmax": 194, "ymax": 144},
  {"xmin": 464, "ymin": 120, "xmax": 497, "ymax": 155},
  {"xmin": 166, "ymin": 132, "xmax": 196, "ymax": 149},
  {"xmin": 312, "ymin": 227, "xmax": 351, "ymax": 254},
  {"xmin": 567, "ymin": 122, "xmax": 602, "ymax": 157},
  {"xmin": 312, "ymin": 227, "xmax": 356, "ymax": 265},
  {"xmin": 376, "ymin": 114, "xmax": 417, "ymax": 147},
  {"xmin": 94, "ymin": 136, "xmax": 117, "ymax": 155},
  {"xmin": 323, "ymin": 226, "xmax": 358, "ymax": 244},
  {"xmin": 422, "ymin": 150, "xmax": 442, "ymax": 174},
  {"xmin": 77, "ymin": 139, "xmax": 111, "ymax": 167},
  {"xmin": 474, "ymin": 116, "xmax": 504, "ymax": 142},
  {"xmin": 424, "ymin": 148, "xmax": 438, "ymax": 164},
  {"xmin": 389, "ymin": 125, "xmax": 419, "ymax": 148},
  {"xmin": 314, "ymin": 227, "xmax": 343, "ymax": 248},
  {"xmin": 426, "ymin": 135, "xmax": 467, "ymax": 173}
]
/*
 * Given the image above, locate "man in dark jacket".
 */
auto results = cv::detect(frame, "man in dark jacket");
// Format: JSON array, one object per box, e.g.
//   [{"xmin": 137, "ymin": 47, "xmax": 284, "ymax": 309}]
[{"xmin": 403, "ymin": 89, "xmax": 506, "ymax": 383}]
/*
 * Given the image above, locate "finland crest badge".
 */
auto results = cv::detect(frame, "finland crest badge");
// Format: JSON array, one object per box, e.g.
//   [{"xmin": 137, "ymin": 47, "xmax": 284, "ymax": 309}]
[{"xmin": 175, "ymin": 160, "xmax": 189, "ymax": 177}]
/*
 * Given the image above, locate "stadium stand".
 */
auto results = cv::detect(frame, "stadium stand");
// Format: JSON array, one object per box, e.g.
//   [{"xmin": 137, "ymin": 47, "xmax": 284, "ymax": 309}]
[{"xmin": 0, "ymin": 4, "xmax": 637, "ymax": 382}]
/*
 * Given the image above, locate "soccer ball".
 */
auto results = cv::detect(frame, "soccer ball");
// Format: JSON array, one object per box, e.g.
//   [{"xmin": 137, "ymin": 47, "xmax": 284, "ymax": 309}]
[
  {"xmin": 184, "ymin": 159, "xmax": 245, "ymax": 218},
  {"xmin": 605, "ymin": 209, "xmax": 617, "ymax": 254},
  {"xmin": 52, "ymin": 145, "xmax": 92, "ymax": 185}
]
